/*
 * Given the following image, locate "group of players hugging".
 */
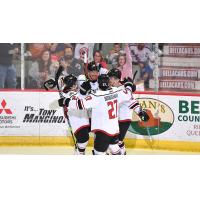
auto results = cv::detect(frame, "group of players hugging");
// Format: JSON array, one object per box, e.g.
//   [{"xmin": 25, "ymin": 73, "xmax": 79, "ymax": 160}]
[{"xmin": 44, "ymin": 61, "xmax": 149, "ymax": 155}]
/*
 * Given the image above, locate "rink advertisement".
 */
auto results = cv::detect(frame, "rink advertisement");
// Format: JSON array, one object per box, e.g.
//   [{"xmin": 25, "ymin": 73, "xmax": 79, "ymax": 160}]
[
  {"xmin": 163, "ymin": 45, "xmax": 200, "ymax": 57},
  {"xmin": 127, "ymin": 93, "xmax": 200, "ymax": 142},
  {"xmin": 126, "ymin": 92, "xmax": 200, "ymax": 151},
  {"xmin": 0, "ymin": 91, "xmax": 200, "ymax": 151},
  {"xmin": 149, "ymin": 79, "xmax": 200, "ymax": 91},
  {"xmin": 0, "ymin": 91, "xmax": 67, "ymax": 137},
  {"xmin": 159, "ymin": 67, "xmax": 200, "ymax": 80}
]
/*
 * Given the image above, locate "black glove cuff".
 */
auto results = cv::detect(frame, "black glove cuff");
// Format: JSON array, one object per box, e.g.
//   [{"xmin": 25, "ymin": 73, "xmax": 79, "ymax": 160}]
[
  {"xmin": 79, "ymin": 86, "xmax": 87, "ymax": 95},
  {"xmin": 64, "ymin": 98, "xmax": 70, "ymax": 107},
  {"xmin": 138, "ymin": 110, "xmax": 150, "ymax": 122},
  {"xmin": 124, "ymin": 82, "xmax": 133, "ymax": 91},
  {"xmin": 58, "ymin": 98, "xmax": 64, "ymax": 107}
]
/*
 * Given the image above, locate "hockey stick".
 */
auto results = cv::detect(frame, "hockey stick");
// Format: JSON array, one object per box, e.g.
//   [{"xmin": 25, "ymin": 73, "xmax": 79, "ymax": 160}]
[
  {"xmin": 133, "ymin": 70, "xmax": 154, "ymax": 149},
  {"xmin": 132, "ymin": 70, "xmax": 138, "ymax": 82},
  {"xmin": 83, "ymin": 52, "xmax": 89, "ymax": 79},
  {"xmin": 146, "ymin": 126, "xmax": 153, "ymax": 150},
  {"xmin": 44, "ymin": 65, "xmax": 77, "ymax": 149},
  {"xmin": 56, "ymin": 66, "xmax": 77, "ymax": 149}
]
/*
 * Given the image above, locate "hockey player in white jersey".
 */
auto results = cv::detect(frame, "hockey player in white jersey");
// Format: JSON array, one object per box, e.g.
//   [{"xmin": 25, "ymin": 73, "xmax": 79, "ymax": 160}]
[
  {"xmin": 61, "ymin": 74, "xmax": 136, "ymax": 155},
  {"xmin": 78, "ymin": 61, "xmax": 108, "ymax": 121},
  {"xmin": 108, "ymin": 68, "xmax": 149, "ymax": 154},
  {"xmin": 56, "ymin": 74, "xmax": 91, "ymax": 155},
  {"xmin": 78, "ymin": 61, "xmax": 108, "ymax": 95}
]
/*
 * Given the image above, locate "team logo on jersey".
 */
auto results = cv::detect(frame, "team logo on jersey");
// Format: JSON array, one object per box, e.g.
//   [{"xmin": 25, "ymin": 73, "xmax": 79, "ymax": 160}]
[{"xmin": 129, "ymin": 98, "xmax": 174, "ymax": 136}]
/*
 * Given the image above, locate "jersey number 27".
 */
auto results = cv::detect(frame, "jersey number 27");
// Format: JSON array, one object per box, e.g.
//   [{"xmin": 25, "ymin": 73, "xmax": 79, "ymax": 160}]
[{"xmin": 107, "ymin": 100, "xmax": 118, "ymax": 119}]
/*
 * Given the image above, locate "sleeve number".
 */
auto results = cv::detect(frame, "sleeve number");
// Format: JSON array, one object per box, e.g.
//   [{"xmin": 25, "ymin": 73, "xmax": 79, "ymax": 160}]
[{"xmin": 107, "ymin": 100, "xmax": 118, "ymax": 119}]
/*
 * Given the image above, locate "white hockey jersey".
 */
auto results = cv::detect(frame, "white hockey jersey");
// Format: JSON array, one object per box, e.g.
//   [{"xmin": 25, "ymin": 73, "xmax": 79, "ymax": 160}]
[
  {"xmin": 63, "ymin": 91, "xmax": 90, "ymax": 135},
  {"xmin": 77, "ymin": 67, "xmax": 108, "ymax": 93},
  {"xmin": 116, "ymin": 85, "xmax": 141, "ymax": 121},
  {"xmin": 68, "ymin": 87, "xmax": 132, "ymax": 136}
]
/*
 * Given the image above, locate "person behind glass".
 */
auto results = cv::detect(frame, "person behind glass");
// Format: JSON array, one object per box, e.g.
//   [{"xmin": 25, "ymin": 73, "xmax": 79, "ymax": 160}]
[
  {"xmin": 107, "ymin": 43, "xmax": 122, "ymax": 67},
  {"xmin": 129, "ymin": 43, "xmax": 154, "ymax": 84},
  {"xmin": 0, "ymin": 43, "xmax": 19, "ymax": 89},
  {"xmin": 115, "ymin": 44, "xmax": 133, "ymax": 80},
  {"xmin": 27, "ymin": 43, "xmax": 51, "ymax": 61},
  {"xmin": 93, "ymin": 50, "xmax": 107, "ymax": 69},
  {"xmin": 50, "ymin": 43, "xmax": 70, "ymax": 59},
  {"xmin": 74, "ymin": 43, "xmax": 94, "ymax": 63},
  {"xmin": 28, "ymin": 50, "xmax": 59, "ymax": 88},
  {"xmin": 60, "ymin": 45, "xmax": 83, "ymax": 77},
  {"xmin": 140, "ymin": 63, "xmax": 153, "ymax": 89}
]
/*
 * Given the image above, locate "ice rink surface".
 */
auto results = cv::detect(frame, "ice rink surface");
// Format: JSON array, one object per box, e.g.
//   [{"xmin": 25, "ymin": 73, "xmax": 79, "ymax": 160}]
[{"xmin": 0, "ymin": 146, "xmax": 197, "ymax": 155}]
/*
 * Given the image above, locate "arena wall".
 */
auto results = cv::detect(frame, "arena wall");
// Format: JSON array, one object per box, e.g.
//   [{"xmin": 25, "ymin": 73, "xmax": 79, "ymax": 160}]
[{"xmin": 1, "ymin": 90, "xmax": 200, "ymax": 152}]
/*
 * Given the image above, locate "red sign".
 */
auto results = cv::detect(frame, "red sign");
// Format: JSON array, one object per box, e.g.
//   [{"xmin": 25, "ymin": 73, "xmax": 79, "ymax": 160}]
[
  {"xmin": 159, "ymin": 80, "xmax": 198, "ymax": 90},
  {"xmin": 159, "ymin": 67, "xmax": 200, "ymax": 80},
  {"xmin": 164, "ymin": 45, "xmax": 200, "ymax": 57}
]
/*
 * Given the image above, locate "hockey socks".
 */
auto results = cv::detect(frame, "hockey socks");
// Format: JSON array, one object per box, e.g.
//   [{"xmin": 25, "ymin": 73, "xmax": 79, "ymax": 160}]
[
  {"xmin": 118, "ymin": 141, "xmax": 126, "ymax": 155},
  {"xmin": 75, "ymin": 141, "xmax": 88, "ymax": 155},
  {"xmin": 92, "ymin": 149, "xmax": 107, "ymax": 155},
  {"xmin": 109, "ymin": 144, "xmax": 121, "ymax": 155}
]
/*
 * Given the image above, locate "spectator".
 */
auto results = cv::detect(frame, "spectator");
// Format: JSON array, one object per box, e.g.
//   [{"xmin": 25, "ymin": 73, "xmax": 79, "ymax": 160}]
[
  {"xmin": 93, "ymin": 50, "xmax": 107, "ymax": 68},
  {"xmin": 74, "ymin": 43, "xmax": 94, "ymax": 62},
  {"xmin": 130, "ymin": 43, "xmax": 154, "ymax": 88},
  {"xmin": 28, "ymin": 50, "xmax": 59, "ymax": 88},
  {"xmin": 50, "ymin": 43, "xmax": 70, "ymax": 59},
  {"xmin": 27, "ymin": 43, "xmax": 51, "ymax": 61},
  {"xmin": 106, "ymin": 43, "xmax": 122, "ymax": 67},
  {"xmin": 129, "ymin": 43, "xmax": 155, "ymax": 84},
  {"xmin": 0, "ymin": 43, "xmax": 18, "ymax": 89},
  {"xmin": 115, "ymin": 44, "xmax": 133, "ymax": 80},
  {"xmin": 140, "ymin": 63, "xmax": 153, "ymax": 89},
  {"xmin": 60, "ymin": 45, "xmax": 84, "ymax": 77}
]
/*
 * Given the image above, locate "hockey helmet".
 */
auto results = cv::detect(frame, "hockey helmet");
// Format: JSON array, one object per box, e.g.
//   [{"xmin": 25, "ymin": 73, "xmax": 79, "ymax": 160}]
[
  {"xmin": 87, "ymin": 61, "xmax": 101, "ymax": 72},
  {"xmin": 107, "ymin": 68, "xmax": 122, "ymax": 79},
  {"xmin": 63, "ymin": 74, "xmax": 77, "ymax": 91},
  {"xmin": 98, "ymin": 74, "xmax": 110, "ymax": 91}
]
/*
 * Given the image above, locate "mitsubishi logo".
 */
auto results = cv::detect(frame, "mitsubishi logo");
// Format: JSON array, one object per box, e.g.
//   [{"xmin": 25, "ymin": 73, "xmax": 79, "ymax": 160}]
[{"xmin": 0, "ymin": 99, "xmax": 12, "ymax": 114}]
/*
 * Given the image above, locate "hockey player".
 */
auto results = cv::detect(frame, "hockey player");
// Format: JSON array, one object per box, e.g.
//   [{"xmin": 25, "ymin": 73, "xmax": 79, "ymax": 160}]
[
  {"xmin": 108, "ymin": 68, "xmax": 149, "ymax": 154},
  {"xmin": 59, "ymin": 74, "xmax": 137, "ymax": 155},
  {"xmin": 79, "ymin": 61, "xmax": 108, "ymax": 95},
  {"xmin": 45, "ymin": 61, "xmax": 107, "ymax": 94},
  {"xmin": 44, "ymin": 62, "xmax": 107, "ymax": 154},
  {"xmin": 49, "ymin": 74, "xmax": 90, "ymax": 155}
]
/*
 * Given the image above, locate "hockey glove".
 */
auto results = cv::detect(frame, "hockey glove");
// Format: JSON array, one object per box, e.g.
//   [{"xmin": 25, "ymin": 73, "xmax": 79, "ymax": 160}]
[
  {"xmin": 43, "ymin": 78, "xmax": 56, "ymax": 90},
  {"xmin": 138, "ymin": 109, "xmax": 150, "ymax": 122},
  {"xmin": 123, "ymin": 77, "xmax": 136, "ymax": 92},
  {"xmin": 58, "ymin": 98, "xmax": 71, "ymax": 107},
  {"xmin": 80, "ymin": 81, "xmax": 91, "ymax": 95}
]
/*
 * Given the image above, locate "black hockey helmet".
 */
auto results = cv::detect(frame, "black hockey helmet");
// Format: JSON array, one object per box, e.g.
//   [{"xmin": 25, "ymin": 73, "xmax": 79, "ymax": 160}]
[
  {"xmin": 107, "ymin": 68, "xmax": 122, "ymax": 79},
  {"xmin": 87, "ymin": 61, "xmax": 101, "ymax": 72},
  {"xmin": 98, "ymin": 74, "xmax": 110, "ymax": 91},
  {"xmin": 63, "ymin": 74, "xmax": 77, "ymax": 90}
]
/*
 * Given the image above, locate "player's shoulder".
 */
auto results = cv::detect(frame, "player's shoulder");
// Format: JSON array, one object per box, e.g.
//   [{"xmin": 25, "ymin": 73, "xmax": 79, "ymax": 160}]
[
  {"xmin": 116, "ymin": 85, "xmax": 124, "ymax": 91},
  {"xmin": 100, "ymin": 67, "xmax": 108, "ymax": 75},
  {"xmin": 77, "ymin": 74, "xmax": 86, "ymax": 82},
  {"xmin": 63, "ymin": 91, "xmax": 77, "ymax": 98},
  {"xmin": 92, "ymin": 88, "xmax": 119, "ymax": 97}
]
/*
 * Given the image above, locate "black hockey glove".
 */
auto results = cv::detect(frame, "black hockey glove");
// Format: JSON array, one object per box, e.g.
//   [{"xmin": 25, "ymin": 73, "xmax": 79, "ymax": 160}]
[
  {"xmin": 138, "ymin": 109, "xmax": 150, "ymax": 122},
  {"xmin": 80, "ymin": 81, "xmax": 91, "ymax": 95},
  {"xmin": 123, "ymin": 77, "xmax": 136, "ymax": 92},
  {"xmin": 43, "ymin": 78, "xmax": 56, "ymax": 90},
  {"xmin": 58, "ymin": 98, "xmax": 71, "ymax": 107}
]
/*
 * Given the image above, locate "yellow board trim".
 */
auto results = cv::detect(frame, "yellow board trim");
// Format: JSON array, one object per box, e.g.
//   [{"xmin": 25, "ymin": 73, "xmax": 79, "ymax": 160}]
[{"xmin": 0, "ymin": 136, "xmax": 200, "ymax": 152}]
